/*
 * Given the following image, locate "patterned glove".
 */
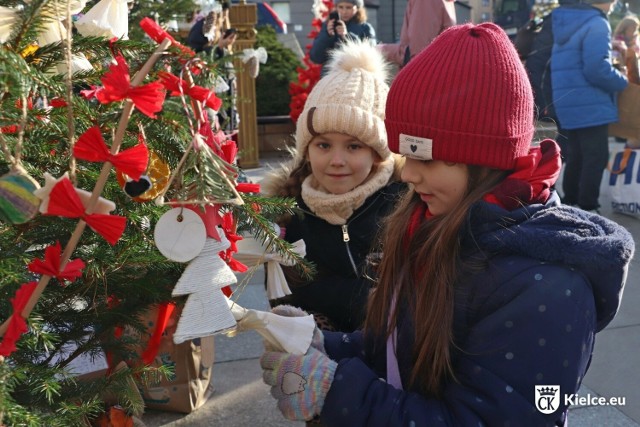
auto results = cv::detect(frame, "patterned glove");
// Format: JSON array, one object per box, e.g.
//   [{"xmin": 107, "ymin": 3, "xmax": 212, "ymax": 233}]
[
  {"xmin": 261, "ymin": 347, "xmax": 337, "ymax": 421},
  {"xmin": 270, "ymin": 305, "xmax": 325, "ymax": 353}
]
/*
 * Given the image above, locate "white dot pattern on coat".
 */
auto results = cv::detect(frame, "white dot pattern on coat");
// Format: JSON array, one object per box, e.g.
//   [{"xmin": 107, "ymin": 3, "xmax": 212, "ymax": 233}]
[
  {"xmin": 538, "ymin": 304, "xmax": 547, "ymax": 312},
  {"xmin": 506, "ymin": 385, "xmax": 513, "ymax": 393},
  {"xmin": 566, "ymin": 324, "xmax": 572, "ymax": 332},
  {"xmin": 335, "ymin": 373, "xmax": 343, "ymax": 381},
  {"xmin": 538, "ymin": 338, "xmax": 546, "ymax": 347},
  {"xmin": 505, "ymin": 352, "xmax": 514, "ymax": 360},
  {"xmin": 341, "ymin": 407, "xmax": 349, "ymax": 416},
  {"xmin": 563, "ymin": 360, "xmax": 569, "ymax": 368},
  {"xmin": 566, "ymin": 289, "xmax": 572, "ymax": 297},
  {"xmin": 534, "ymin": 273, "xmax": 543, "ymax": 281},
  {"xmin": 536, "ymin": 373, "xmax": 544, "ymax": 381},
  {"xmin": 505, "ymin": 320, "xmax": 514, "ymax": 328}
]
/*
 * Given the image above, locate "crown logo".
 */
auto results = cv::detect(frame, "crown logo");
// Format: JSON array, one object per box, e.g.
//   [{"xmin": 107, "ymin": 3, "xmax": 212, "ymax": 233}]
[{"xmin": 538, "ymin": 387, "xmax": 557, "ymax": 396}]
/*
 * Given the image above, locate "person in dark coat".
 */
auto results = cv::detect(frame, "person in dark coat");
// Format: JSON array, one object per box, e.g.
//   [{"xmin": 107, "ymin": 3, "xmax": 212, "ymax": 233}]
[
  {"xmin": 261, "ymin": 39, "xmax": 404, "ymax": 333},
  {"xmin": 309, "ymin": 0, "xmax": 376, "ymax": 76},
  {"xmin": 259, "ymin": 23, "xmax": 634, "ymax": 425}
]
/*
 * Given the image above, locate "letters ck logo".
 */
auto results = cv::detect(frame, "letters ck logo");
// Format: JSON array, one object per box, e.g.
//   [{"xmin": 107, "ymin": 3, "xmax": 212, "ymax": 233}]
[{"xmin": 535, "ymin": 385, "xmax": 560, "ymax": 414}]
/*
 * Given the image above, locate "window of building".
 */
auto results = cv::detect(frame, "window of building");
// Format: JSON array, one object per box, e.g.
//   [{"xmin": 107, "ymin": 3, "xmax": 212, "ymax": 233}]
[
  {"xmin": 482, "ymin": 0, "xmax": 490, "ymax": 7},
  {"xmin": 271, "ymin": 2, "xmax": 291, "ymax": 23}
]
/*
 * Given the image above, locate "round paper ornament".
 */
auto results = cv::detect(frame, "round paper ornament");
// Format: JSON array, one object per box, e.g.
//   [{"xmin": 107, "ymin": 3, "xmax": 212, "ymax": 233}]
[
  {"xmin": 154, "ymin": 208, "xmax": 206, "ymax": 262},
  {"xmin": 0, "ymin": 170, "xmax": 41, "ymax": 224}
]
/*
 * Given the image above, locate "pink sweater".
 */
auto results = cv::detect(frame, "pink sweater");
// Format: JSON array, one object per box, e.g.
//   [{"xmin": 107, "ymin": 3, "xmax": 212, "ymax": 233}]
[{"xmin": 378, "ymin": 0, "xmax": 456, "ymax": 66}]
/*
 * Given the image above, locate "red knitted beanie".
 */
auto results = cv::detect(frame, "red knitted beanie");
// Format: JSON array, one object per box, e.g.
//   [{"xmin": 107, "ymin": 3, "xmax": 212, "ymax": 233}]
[{"xmin": 385, "ymin": 23, "xmax": 534, "ymax": 170}]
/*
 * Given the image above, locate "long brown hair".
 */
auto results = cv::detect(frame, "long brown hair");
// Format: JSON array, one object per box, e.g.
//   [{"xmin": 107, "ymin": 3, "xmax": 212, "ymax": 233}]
[{"xmin": 365, "ymin": 166, "xmax": 508, "ymax": 396}]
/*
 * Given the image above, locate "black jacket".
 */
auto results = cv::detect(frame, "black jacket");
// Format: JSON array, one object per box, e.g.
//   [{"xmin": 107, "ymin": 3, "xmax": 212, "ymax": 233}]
[{"xmin": 274, "ymin": 181, "xmax": 405, "ymax": 331}]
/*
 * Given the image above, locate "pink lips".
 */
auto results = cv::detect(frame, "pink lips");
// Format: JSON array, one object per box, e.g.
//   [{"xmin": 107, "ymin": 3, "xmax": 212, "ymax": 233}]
[{"xmin": 419, "ymin": 193, "xmax": 433, "ymax": 203}]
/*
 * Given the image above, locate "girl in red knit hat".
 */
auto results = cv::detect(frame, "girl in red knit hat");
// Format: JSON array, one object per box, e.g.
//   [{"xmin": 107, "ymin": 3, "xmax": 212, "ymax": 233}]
[{"xmin": 260, "ymin": 23, "xmax": 634, "ymax": 426}]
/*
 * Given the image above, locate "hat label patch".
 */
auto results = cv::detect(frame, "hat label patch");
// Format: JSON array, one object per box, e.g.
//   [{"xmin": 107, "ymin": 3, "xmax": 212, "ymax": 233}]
[{"xmin": 399, "ymin": 134, "xmax": 432, "ymax": 160}]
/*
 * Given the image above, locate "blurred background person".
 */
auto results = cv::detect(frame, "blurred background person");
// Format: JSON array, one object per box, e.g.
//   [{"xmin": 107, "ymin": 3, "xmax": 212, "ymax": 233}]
[
  {"xmin": 378, "ymin": 0, "xmax": 456, "ymax": 68},
  {"xmin": 310, "ymin": 0, "xmax": 376, "ymax": 76}
]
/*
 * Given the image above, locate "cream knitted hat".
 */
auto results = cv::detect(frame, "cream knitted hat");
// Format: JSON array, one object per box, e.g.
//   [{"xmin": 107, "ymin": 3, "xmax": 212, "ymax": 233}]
[{"xmin": 295, "ymin": 39, "xmax": 391, "ymax": 166}]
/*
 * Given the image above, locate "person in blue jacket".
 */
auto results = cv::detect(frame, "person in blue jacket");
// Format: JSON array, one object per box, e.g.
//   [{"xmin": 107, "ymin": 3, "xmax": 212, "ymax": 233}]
[
  {"xmin": 551, "ymin": 0, "xmax": 628, "ymax": 212},
  {"xmin": 260, "ymin": 23, "xmax": 635, "ymax": 426},
  {"xmin": 309, "ymin": 0, "xmax": 376, "ymax": 76}
]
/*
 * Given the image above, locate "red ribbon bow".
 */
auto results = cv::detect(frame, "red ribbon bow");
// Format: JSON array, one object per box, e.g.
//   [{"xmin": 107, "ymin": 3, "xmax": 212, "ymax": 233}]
[
  {"xmin": 139, "ymin": 17, "xmax": 195, "ymax": 58},
  {"xmin": 74, "ymin": 126, "xmax": 149, "ymax": 180},
  {"xmin": 0, "ymin": 281, "xmax": 37, "ymax": 357},
  {"xmin": 45, "ymin": 178, "xmax": 127, "ymax": 245},
  {"xmin": 158, "ymin": 71, "xmax": 223, "ymax": 111},
  {"xmin": 28, "ymin": 241, "xmax": 85, "ymax": 283},
  {"xmin": 96, "ymin": 55, "xmax": 166, "ymax": 119},
  {"xmin": 141, "ymin": 302, "xmax": 177, "ymax": 365}
]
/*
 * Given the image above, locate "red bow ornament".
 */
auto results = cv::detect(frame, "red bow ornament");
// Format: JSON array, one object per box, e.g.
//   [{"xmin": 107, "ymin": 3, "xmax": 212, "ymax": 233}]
[
  {"xmin": 139, "ymin": 17, "xmax": 195, "ymax": 58},
  {"xmin": 44, "ymin": 177, "xmax": 126, "ymax": 245},
  {"xmin": 28, "ymin": 241, "xmax": 85, "ymax": 283},
  {"xmin": 158, "ymin": 71, "xmax": 223, "ymax": 111},
  {"xmin": 0, "ymin": 281, "xmax": 37, "ymax": 357},
  {"xmin": 74, "ymin": 126, "xmax": 149, "ymax": 180},
  {"xmin": 96, "ymin": 55, "xmax": 166, "ymax": 119}
]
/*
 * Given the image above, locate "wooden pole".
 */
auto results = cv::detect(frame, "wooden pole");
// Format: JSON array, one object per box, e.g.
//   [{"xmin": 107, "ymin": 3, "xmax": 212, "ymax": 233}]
[{"xmin": 229, "ymin": 1, "xmax": 260, "ymax": 168}]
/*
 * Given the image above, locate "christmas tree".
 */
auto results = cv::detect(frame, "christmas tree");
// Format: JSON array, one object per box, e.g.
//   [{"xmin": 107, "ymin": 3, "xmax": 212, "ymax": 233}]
[{"xmin": 0, "ymin": 1, "xmax": 310, "ymax": 425}]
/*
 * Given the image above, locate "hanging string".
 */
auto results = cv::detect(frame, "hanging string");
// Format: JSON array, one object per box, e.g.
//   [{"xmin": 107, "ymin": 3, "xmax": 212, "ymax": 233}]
[{"xmin": 63, "ymin": 0, "xmax": 77, "ymax": 183}]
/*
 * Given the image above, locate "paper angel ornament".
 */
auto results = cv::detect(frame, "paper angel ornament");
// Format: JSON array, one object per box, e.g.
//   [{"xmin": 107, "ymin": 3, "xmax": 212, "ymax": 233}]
[
  {"xmin": 54, "ymin": 53, "xmax": 93, "ymax": 76},
  {"xmin": 0, "ymin": 6, "xmax": 17, "ymax": 44},
  {"xmin": 171, "ymin": 231, "xmax": 238, "ymax": 344},
  {"xmin": 241, "ymin": 47, "xmax": 268, "ymax": 78},
  {"xmin": 234, "ymin": 236, "xmax": 306, "ymax": 300},
  {"xmin": 75, "ymin": 0, "xmax": 129, "ymax": 39},
  {"xmin": 36, "ymin": 0, "xmax": 87, "ymax": 46},
  {"xmin": 227, "ymin": 299, "xmax": 315, "ymax": 355}
]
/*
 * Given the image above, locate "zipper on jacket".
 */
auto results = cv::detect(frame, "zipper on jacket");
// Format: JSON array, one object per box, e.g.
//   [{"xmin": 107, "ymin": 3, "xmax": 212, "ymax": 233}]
[{"xmin": 342, "ymin": 224, "xmax": 359, "ymax": 276}]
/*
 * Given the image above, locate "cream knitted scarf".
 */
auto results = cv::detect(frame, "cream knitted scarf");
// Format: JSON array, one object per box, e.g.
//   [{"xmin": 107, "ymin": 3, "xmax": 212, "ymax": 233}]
[{"xmin": 300, "ymin": 157, "xmax": 395, "ymax": 225}]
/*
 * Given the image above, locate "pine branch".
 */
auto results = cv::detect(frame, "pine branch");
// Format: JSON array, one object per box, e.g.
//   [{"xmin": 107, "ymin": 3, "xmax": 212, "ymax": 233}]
[{"xmin": 232, "ymin": 195, "xmax": 316, "ymax": 280}]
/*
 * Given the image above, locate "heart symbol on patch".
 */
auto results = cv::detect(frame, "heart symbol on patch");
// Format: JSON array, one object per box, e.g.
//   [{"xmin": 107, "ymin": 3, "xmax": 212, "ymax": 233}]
[
  {"xmin": 410, "ymin": 145, "xmax": 417, "ymax": 153},
  {"xmin": 282, "ymin": 372, "xmax": 307, "ymax": 395}
]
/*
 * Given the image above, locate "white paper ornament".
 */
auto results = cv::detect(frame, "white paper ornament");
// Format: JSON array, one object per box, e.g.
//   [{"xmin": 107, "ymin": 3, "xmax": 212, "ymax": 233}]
[
  {"xmin": 234, "ymin": 236, "xmax": 306, "ymax": 300},
  {"xmin": 0, "ymin": 6, "xmax": 18, "ymax": 44},
  {"xmin": 227, "ymin": 299, "xmax": 315, "ymax": 355},
  {"xmin": 154, "ymin": 208, "xmax": 206, "ymax": 262},
  {"xmin": 75, "ymin": 0, "xmax": 129, "ymax": 39},
  {"xmin": 172, "ymin": 232, "xmax": 238, "ymax": 344}
]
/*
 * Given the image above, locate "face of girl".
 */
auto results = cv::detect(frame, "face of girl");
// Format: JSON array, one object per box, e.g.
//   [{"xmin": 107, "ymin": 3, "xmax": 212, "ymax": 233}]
[
  {"xmin": 307, "ymin": 133, "xmax": 378, "ymax": 194},
  {"xmin": 401, "ymin": 158, "xmax": 469, "ymax": 216},
  {"xmin": 336, "ymin": 2, "xmax": 358, "ymax": 21}
]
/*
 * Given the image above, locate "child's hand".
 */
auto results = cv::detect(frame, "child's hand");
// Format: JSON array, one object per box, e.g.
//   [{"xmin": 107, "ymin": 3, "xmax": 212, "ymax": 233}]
[{"xmin": 260, "ymin": 347, "xmax": 337, "ymax": 421}]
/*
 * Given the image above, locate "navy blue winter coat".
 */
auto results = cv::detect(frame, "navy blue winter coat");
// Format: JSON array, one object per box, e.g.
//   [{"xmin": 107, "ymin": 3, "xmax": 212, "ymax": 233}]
[
  {"xmin": 309, "ymin": 19, "xmax": 376, "ymax": 76},
  {"xmin": 551, "ymin": 5, "xmax": 627, "ymax": 130},
  {"xmin": 320, "ymin": 193, "xmax": 634, "ymax": 426}
]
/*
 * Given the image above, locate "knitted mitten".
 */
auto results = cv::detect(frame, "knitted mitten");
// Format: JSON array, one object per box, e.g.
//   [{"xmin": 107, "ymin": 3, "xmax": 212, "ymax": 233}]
[
  {"xmin": 260, "ymin": 347, "xmax": 337, "ymax": 421},
  {"xmin": 270, "ymin": 305, "xmax": 325, "ymax": 353}
]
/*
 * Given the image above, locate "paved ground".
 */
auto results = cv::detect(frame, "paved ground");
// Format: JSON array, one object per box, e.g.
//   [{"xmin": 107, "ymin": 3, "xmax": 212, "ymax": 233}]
[{"xmin": 141, "ymin": 137, "xmax": 640, "ymax": 426}]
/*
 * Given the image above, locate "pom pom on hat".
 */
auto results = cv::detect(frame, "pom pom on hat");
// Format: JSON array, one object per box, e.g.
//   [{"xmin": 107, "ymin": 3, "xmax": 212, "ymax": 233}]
[
  {"xmin": 385, "ymin": 23, "xmax": 535, "ymax": 170},
  {"xmin": 295, "ymin": 39, "xmax": 391, "ymax": 165}
]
